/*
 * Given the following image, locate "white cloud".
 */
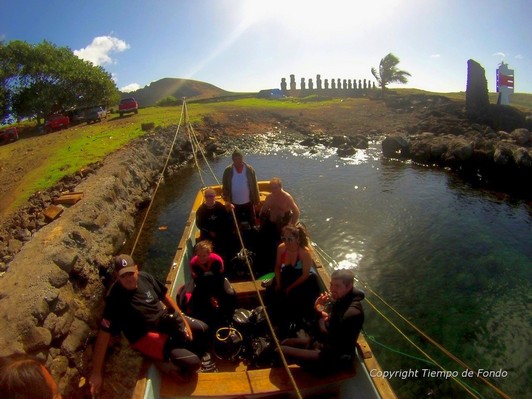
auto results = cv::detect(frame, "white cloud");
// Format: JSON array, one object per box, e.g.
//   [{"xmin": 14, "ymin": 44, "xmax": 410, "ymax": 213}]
[
  {"xmin": 120, "ymin": 83, "xmax": 140, "ymax": 93},
  {"xmin": 492, "ymin": 52, "xmax": 506, "ymax": 59},
  {"xmin": 74, "ymin": 36, "xmax": 130, "ymax": 66},
  {"xmin": 515, "ymin": 54, "xmax": 523, "ymax": 59},
  {"xmin": 430, "ymin": 54, "xmax": 441, "ymax": 58}
]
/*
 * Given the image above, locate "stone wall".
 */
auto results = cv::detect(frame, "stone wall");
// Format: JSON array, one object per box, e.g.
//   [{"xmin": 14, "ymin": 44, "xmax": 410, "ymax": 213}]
[{"xmin": 0, "ymin": 126, "xmax": 192, "ymax": 396}]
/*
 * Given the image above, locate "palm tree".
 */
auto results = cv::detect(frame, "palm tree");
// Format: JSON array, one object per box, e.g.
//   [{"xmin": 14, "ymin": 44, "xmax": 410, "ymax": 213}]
[{"xmin": 371, "ymin": 53, "xmax": 411, "ymax": 96}]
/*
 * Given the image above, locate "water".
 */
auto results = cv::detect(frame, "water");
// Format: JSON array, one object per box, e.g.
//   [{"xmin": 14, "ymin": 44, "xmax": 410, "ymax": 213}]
[{"xmin": 132, "ymin": 134, "xmax": 531, "ymax": 399}]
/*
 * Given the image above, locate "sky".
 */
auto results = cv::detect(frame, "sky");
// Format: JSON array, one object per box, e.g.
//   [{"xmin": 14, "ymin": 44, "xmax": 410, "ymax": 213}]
[{"xmin": 2, "ymin": 0, "xmax": 531, "ymax": 94}]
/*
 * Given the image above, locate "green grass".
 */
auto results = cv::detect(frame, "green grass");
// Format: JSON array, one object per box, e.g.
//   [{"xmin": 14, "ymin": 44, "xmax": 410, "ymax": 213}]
[{"xmin": 2, "ymin": 91, "xmax": 531, "ymax": 213}]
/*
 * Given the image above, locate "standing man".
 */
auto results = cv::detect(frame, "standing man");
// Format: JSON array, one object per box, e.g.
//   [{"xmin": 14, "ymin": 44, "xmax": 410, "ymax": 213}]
[
  {"xmin": 89, "ymin": 255, "xmax": 214, "ymax": 396},
  {"xmin": 278, "ymin": 269, "xmax": 365, "ymax": 373},
  {"xmin": 222, "ymin": 149, "xmax": 260, "ymax": 229}
]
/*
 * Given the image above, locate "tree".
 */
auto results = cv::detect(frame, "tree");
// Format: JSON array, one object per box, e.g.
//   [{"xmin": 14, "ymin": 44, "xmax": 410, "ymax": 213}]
[
  {"xmin": 0, "ymin": 40, "xmax": 120, "ymax": 124},
  {"xmin": 371, "ymin": 53, "xmax": 411, "ymax": 96}
]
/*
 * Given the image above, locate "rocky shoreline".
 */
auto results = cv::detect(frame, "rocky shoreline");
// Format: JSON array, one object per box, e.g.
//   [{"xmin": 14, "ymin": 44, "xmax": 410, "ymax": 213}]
[
  {"xmin": 0, "ymin": 94, "xmax": 530, "ymax": 398},
  {"xmin": 0, "ymin": 126, "xmax": 198, "ymax": 396}
]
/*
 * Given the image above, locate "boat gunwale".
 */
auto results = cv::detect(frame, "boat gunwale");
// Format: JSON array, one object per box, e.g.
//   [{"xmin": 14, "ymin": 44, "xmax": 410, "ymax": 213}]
[{"xmin": 131, "ymin": 181, "xmax": 397, "ymax": 399}]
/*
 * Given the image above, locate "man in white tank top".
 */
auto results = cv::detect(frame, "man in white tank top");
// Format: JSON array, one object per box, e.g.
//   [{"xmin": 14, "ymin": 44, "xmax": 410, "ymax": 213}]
[{"xmin": 222, "ymin": 149, "xmax": 260, "ymax": 229}]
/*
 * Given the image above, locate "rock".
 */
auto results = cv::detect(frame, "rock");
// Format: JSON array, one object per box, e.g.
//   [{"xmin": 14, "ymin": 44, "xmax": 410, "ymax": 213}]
[
  {"xmin": 382, "ymin": 135, "xmax": 409, "ymax": 157},
  {"xmin": 44, "ymin": 312, "xmax": 75, "ymax": 341},
  {"xmin": 49, "ymin": 355, "xmax": 69, "ymax": 379},
  {"xmin": 466, "ymin": 59, "xmax": 490, "ymax": 118},
  {"xmin": 48, "ymin": 268, "xmax": 70, "ymax": 288},
  {"xmin": 336, "ymin": 144, "xmax": 357, "ymax": 157},
  {"xmin": 445, "ymin": 139, "xmax": 473, "ymax": 162},
  {"xmin": 494, "ymin": 144, "xmax": 513, "ymax": 165},
  {"xmin": 513, "ymin": 147, "xmax": 532, "ymax": 168},
  {"xmin": 8, "ymin": 239, "xmax": 22, "ymax": 254},
  {"xmin": 331, "ymin": 135, "xmax": 349, "ymax": 146},
  {"xmin": 510, "ymin": 128, "xmax": 531, "ymax": 146},
  {"xmin": 52, "ymin": 248, "xmax": 79, "ymax": 274},
  {"xmin": 21, "ymin": 326, "xmax": 52, "ymax": 352},
  {"xmin": 61, "ymin": 319, "xmax": 91, "ymax": 361}
]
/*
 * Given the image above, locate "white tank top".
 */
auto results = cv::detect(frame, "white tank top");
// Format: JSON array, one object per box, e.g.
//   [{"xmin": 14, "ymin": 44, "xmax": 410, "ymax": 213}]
[{"xmin": 231, "ymin": 165, "xmax": 250, "ymax": 204}]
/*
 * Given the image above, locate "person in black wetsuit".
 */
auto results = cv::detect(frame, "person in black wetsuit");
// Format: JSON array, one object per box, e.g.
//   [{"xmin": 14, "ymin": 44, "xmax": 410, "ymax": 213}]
[
  {"xmin": 196, "ymin": 188, "xmax": 230, "ymax": 258},
  {"xmin": 89, "ymin": 255, "xmax": 213, "ymax": 396},
  {"xmin": 278, "ymin": 268, "xmax": 365, "ymax": 373}
]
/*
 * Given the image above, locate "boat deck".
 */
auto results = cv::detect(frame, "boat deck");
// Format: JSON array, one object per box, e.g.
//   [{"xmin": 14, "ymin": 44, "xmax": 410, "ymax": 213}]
[{"xmin": 158, "ymin": 364, "xmax": 354, "ymax": 398}]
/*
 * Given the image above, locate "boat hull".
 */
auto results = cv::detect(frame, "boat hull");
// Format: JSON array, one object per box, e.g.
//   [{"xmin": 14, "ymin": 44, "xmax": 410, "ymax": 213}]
[{"xmin": 132, "ymin": 182, "xmax": 396, "ymax": 399}]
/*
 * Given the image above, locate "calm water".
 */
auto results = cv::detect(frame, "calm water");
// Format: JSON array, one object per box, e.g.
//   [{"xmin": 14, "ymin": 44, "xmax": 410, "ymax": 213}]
[{"xmin": 132, "ymin": 134, "xmax": 531, "ymax": 399}]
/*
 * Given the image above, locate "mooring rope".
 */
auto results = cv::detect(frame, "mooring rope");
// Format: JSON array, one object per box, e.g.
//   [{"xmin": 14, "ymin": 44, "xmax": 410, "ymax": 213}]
[
  {"xmin": 129, "ymin": 102, "xmax": 186, "ymax": 257},
  {"xmin": 179, "ymin": 99, "xmax": 304, "ymax": 399},
  {"xmin": 311, "ymin": 242, "xmax": 511, "ymax": 399}
]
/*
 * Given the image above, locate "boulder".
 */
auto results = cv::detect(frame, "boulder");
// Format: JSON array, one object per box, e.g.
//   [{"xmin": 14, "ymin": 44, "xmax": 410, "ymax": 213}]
[{"xmin": 382, "ymin": 135, "xmax": 410, "ymax": 158}]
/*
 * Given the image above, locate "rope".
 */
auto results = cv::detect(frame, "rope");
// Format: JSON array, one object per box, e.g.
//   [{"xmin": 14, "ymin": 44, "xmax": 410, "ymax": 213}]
[
  {"xmin": 312, "ymin": 242, "xmax": 511, "ymax": 399},
  {"xmin": 181, "ymin": 100, "xmax": 304, "ymax": 399},
  {"xmin": 129, "ymin": 103, "xmax": 186, "ymax": 256}
]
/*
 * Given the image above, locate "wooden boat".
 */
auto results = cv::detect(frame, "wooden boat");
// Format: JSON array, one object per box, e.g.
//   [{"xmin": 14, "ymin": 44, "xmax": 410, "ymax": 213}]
[{"xmin": 132, "ymin": 181, "xmax": 397, "ymax": 399}]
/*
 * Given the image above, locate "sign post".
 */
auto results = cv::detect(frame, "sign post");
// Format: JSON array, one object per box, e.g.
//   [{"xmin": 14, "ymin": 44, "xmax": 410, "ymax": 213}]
[{"xmin": 496, "ymin": 62, "xmax": 514, "ymax": 105}]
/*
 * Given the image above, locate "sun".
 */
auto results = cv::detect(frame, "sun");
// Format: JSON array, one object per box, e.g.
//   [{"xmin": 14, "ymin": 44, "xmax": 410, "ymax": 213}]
[{"xmin": 240, "ymin": 0, "xmax": 400, "ymax": 36}]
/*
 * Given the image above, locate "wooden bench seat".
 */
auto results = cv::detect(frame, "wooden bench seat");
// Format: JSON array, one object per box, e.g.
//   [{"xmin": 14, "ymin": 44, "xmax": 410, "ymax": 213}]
[{"xmin": 160, "ymin": 364, "xmax": 355, "ymax": 397}]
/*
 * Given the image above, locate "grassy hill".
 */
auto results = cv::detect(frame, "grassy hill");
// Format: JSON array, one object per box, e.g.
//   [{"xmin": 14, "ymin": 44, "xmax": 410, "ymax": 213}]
[{"xmin": 120, "ymin": 77, "xmax": 235, "ymax": 107}]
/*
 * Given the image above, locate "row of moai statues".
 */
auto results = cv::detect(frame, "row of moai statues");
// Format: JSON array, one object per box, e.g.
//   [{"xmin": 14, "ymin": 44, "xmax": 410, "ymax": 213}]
[{"xmin": 280, "ymin": 74, "xmax": 376, "ymax": 91}]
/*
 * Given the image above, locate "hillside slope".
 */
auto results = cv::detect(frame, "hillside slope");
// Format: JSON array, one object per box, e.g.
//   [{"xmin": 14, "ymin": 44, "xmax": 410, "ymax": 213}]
[{"xmin": 121, "ymin": 77, "xmax": 232, "ymax": 107}]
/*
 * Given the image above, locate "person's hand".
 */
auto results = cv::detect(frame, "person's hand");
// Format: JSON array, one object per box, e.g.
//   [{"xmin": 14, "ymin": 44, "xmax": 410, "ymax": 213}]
[
  {"xmin": 284, "ymin": 286, "xmax": 292, "ymax": 295},
  {"xmin": 315, "ymin": 292, "xmax": 331, "ymax": 320},
  {"xmin": 318, "ymin": 317, "xmax": 328, "ymax": 335},
  {"xmin": 89, "ymin": 372, "xmax": 102, "ymax": 396}
]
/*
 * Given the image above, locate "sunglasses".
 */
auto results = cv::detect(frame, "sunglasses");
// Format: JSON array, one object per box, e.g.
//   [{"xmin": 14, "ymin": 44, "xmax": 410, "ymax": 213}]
[
  {"xmin": 205, "ymin": 194, "xmax": 215, "ymax": 198},
  {"xmin": 281, "ymin": 236, "xmax": 296, "ymax": 243}
]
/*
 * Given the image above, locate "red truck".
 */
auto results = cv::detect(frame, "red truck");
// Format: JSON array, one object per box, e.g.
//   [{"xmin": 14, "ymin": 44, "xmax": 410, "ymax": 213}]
[
  {"xmin": 118, "ymin": 97, "xmax": 138, "ymax": 117},
  {"xmin": 45, "ymin": 114, "xmax": 70, "ymax": 133}
]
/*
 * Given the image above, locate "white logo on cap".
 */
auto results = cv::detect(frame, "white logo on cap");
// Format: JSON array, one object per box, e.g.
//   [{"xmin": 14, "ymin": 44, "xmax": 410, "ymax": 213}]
[{"xmin": 121, "ymin": 259, "xmax": 128, "ymax": 267}]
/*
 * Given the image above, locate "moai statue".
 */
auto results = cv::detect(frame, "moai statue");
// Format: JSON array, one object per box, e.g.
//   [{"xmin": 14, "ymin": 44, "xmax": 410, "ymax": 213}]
[
  {"xmin": 290, "ymin": 74, "xmax": 296, "ymax": 91},
  {"xmin": 363, "ymin": 79, "xmax": 367, "ymax": 89},
  {"xmin": 353, "ymin": 79, "xmax": 357, "ymax": 89},
  {"xmin": 317, "ymin": 74, "xmax": 322, "ymax": 89},
  {"xmin": 331, "ymin": 79, "xmax": 336, "ymax": 89},
  {"xmin": 337, "ymin": 78, "xmax": 341, "ymax": 89},
  {"xmin": 281, "ymin": 77, "xmax": 287, "ymax": 92},
  {"xmin": 301, "ymin": 77, "xmax": 306, "ymax": 90},
  {"xmin": 348, "ymin": 80, "xmax": 352, "ymax": 89},
  {"xmin": 308, "ymin": 78, "xmax": 314, "ymax": 90},
  {"xmin": 324, "ymin": 79, "xmax": 329, "ymax": 89},
  {"xmin": 372, "ymin": 82, "xmax": 376, "ymax": 89},
  {"xmin": 343, "ymin": 79, "xmax": 347, "ymax": 89},
  {"xmin": 358, "ymin": 79, "xmax": 362, "ymax": 89}
]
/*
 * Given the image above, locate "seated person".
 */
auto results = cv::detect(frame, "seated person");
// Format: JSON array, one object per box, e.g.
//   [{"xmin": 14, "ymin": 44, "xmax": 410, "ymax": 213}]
[
  {"xmin": 196, "ymin": 188, "xmax": 231, "ymax": 257},
  {"xmin": 90, "ymin": 255, "xmax": 213, "ymax": 395},
  {"xmin": 266, "ymin": 224, "xmax": 320, "ymax": 337},
  {"xmin": 0, "ymin": 354, "xmax": 61, "ymax": 399},
  {"xmin": 188, "ymin": 240, "xmax": 236, "ymax": 327},
  {"xmin": 278, "ymin": 269, "xmax": 365, "ymax": 374},
  {"xmin": 257, "ymin": 178, "xmax": 301, "ymax": 273},
  {"xmin": 260, "ymin": 177, "xmax": 300, "ymax": 229}
]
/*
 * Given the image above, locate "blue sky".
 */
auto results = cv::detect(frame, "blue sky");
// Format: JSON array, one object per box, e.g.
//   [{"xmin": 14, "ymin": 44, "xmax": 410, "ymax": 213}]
[{"xmin": 2, "ymin": 0, "xmax": 531, "ymax": 94}]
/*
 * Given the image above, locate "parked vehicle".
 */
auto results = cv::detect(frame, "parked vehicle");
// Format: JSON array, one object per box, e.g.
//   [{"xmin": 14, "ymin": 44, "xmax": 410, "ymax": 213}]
[
  {"xmin": 118, "ymin": 97, "xmax": 138, "ymax": 117},
  {"xmin": 84, "ymin": 106, "xmax": 107, "ymax": 124},
  {"xmin": 0, "ymin": 127, "xmax": 19, "ymax": 144},
  {"xmin": 45, "ymin": 114, "xmax": 70, "ymax": 133}
]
